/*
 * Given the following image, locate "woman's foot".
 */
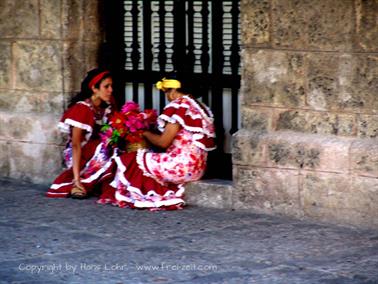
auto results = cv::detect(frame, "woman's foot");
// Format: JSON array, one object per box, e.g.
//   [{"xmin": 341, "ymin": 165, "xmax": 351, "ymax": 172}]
[{"xmin": 70, "ymin": 186, "xmax": 88, "ymax": 199}]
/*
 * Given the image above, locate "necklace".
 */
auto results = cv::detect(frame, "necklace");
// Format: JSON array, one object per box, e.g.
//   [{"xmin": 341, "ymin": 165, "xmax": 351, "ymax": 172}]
[{"xmin": 86, "ymin": 98, "xmax": 103, "ymax": 120}]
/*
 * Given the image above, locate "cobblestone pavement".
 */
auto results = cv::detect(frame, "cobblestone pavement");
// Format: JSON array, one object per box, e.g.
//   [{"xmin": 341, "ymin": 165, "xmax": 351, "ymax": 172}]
[{"xmin": 0, "ymin": 177, "xmax": 377, "ymax": 284}]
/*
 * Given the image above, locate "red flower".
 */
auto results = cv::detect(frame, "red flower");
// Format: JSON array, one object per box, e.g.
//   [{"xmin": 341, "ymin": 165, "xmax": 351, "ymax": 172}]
[
  {"xmin": 110, "ymin": 112, "xmax": 126, "ymax": 129},
  {"xmin": 101, "ymin": 101, "xmax": 157, "ymax": 149}
]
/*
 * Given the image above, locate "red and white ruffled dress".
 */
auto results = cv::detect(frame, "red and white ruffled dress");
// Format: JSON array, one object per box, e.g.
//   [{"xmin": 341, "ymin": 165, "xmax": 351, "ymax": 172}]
[
  {"xmin": 46, "ymin": 100, "xmax": 114, "ymax": 198},
  {"xmin": 98, "ymin": 95, "xmax": 216, "ymax": 210}
]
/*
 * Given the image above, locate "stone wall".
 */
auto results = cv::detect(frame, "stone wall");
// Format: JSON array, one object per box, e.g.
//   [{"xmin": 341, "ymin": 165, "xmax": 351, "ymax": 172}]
[
  {"xmin": 234, "ymin": 0, "xmax": 378, "ymax": 228},
  {"xmin": 0, "ymin": 0, "xmax": 103, "ymax": 184},
  {"xmin": 0, "ymin": 0, "xmax": 376, "ymax": 229}
]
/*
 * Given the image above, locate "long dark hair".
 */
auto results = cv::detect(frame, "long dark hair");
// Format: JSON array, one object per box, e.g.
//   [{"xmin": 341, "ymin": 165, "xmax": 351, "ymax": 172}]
[{"xmin": 68, "ymin": 68, "xmax": 112, "ymax": 107}]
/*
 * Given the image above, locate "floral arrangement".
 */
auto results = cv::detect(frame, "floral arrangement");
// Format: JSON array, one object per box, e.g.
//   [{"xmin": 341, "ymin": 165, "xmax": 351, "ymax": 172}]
[{"xmin": 101, "ymin": 101, "xmax": 157, "ymax": 150}]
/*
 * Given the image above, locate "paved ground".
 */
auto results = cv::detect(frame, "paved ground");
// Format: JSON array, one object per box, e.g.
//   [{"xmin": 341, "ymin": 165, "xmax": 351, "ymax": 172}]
[{"xmin": 0, "ymin": 177, "xmax": 377, "ymax": 284}]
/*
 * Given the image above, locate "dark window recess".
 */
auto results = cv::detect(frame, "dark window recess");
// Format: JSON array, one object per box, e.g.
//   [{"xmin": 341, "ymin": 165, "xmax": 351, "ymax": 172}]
[{"xmin": 102, "ymin": 0, "xmax": 240, "ymax": 180}]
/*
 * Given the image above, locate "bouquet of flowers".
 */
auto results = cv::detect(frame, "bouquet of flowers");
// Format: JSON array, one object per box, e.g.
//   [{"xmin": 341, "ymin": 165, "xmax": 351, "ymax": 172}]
[{"xmin": 101, "ymin": 101, "xmax": 157, "ymax": 152}]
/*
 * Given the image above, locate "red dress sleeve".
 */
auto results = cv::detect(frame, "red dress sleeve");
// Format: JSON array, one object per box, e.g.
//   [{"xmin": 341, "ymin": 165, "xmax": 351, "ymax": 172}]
[
  {"xmin": 157, "ymin": 96, "xmax": 216, "ymax": 151},
  {"xmin": 58, "ymin": 102, "xmax": 95, "ymax": 137}
]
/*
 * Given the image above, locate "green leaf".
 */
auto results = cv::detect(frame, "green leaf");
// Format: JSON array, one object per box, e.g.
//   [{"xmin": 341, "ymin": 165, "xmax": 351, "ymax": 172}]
[{"xmin": 101, "ymin": 124, "xmax": 110, "ymax": 131}]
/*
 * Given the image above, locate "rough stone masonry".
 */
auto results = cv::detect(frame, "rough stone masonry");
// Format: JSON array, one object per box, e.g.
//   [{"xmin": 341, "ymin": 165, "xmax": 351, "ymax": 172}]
[
  {"xmin": 0, "ymin": 0, "xmax": 377, "ymax": 228},
  {"xmin": 233, "ymin": 0, "xmax": 378, "ymax": 228}
]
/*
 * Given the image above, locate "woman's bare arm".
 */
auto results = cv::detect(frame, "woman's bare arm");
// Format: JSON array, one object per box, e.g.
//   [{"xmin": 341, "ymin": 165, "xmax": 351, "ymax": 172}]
[
  {"xmin": 71, "ymin": 127, "xmax": 84, "ymax": 188},
  {"xmin": 143, "ymin": 123, "xmax": 180, "ymax": 149}
]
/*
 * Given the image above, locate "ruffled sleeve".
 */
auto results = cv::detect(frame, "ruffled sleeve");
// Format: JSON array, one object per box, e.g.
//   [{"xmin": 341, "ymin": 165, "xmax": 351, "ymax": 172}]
[
  {"xmin": 58, "ymin": 101, "xmax": 95, "ymax": 140},
  {"xmin": 157, "ymin": 96, "xmax": 216, "ymax": 151}
]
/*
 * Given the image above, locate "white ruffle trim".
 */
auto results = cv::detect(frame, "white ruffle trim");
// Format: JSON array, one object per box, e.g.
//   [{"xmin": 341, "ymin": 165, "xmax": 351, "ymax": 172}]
[
  {"xmin": 77, "ymin": 101, "xmax": 91, "ymax": 107},
  {"xmin": 109, "ymin": 155, "xmax": 129, "ymax": 189},
  {"xmin": 110, "ymin": 154, "xmax": 186, "ymax": 208},
  {"xmin": 139, "ymin": 151, "xmax": 168, "ymax": 185},
  {"xmin": 46, "ymin": 191, "xmax": 68, "ymax": 196},
  {"xmin": 81, "ymin": 143, "xmax": 117, "ymax": 184},
  {"xmin": 157, "ymin": 114, "xmax": 216, "ymax": 151},
  {"xmin": 49, "ymin": 143, "xmax": 115, "ymax": 190},
  {"xmin": 50, "ymin": 181, "xmax": 73, "ymax": 190},
  {"xmin": 114, "ymin": 183, "xmax": 185, "ymax": 208},
  {"xmin": 165, "ymin": 95, "xmax": 214, "ymax": 121},
  {"xmin": 158, "ymin": 113, "xmax": 215, "ymax": 138},
  {"xmin": 157, "ymin": 96, "xmax": 215, "ymax": 144},
  {"xmin": 58, "ymin": 119, "xmax": 93, "ymax": 142},
  {"xmin": 193, "ymin": 141, "xmax": 216, "ymax": 151}
]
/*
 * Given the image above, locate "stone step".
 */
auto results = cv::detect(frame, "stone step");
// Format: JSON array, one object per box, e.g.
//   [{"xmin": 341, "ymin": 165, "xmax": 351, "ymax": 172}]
[
  {"xmin": 185, "ymin": 179, "xmax": 234, "ymax": 209},
  {"xmin": 232, "ymin": 129, "xmax": 378, "ymax": 229}
]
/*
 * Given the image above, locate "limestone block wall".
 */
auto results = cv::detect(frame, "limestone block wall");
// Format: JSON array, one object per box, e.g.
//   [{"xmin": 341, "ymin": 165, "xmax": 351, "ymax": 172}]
[
  {"xmin": 234, "ymin": 0, "xmax": 378, "ymax": 228},
  {"xmin": 0, "ymin": 0, "xmax": 103, "ymax": 184}
]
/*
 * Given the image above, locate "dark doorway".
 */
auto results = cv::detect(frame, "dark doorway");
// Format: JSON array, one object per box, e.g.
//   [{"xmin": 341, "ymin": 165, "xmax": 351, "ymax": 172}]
[{"xmin": 102, "ymin": 0, "xmax": 241, "ymax": 180}]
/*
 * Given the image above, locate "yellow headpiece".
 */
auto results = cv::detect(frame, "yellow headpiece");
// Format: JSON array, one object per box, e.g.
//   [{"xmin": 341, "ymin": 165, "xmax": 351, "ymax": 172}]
[{"xmin": 155, "ymin": 78, "xmax": 181, "ymax": 91}]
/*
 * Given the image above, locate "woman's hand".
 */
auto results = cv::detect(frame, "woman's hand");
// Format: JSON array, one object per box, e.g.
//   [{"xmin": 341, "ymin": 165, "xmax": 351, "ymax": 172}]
[
  {"xmin": 73, "ymin": 179, "xmax": 85, "ymax": 190},
  {"xmin": 143, "ymin": 123, "xmax": 180, "ymax": 149}
]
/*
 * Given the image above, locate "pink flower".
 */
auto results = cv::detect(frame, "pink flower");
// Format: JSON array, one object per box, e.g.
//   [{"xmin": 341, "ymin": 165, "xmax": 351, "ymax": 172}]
[
  {"xmin": 102, "ymin": 101, "xmax": 157, "ymax": 148},
  {"xmin": 121, "ymin": 101, "xmax": 140, "ymax": 114}
]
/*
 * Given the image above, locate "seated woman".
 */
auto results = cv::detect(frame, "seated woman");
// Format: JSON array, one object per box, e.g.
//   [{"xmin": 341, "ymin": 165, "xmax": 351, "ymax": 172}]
[
  {"xmin": 98, "ymin": 73, "xmax": 216, "ymax": 210},
  {"xmin": 47, "ymin": 68, "xmax": 116, "ymax": 199}
]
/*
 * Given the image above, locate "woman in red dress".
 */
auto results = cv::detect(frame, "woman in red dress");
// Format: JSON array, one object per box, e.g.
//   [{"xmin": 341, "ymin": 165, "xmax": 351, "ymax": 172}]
[
  {"xmin": 98, "ymin": 73, "xmax": 216, "ymax": 210},
  {"xmin": 47, "ymin": 68, "xmax": 115, "ymax": 199}
]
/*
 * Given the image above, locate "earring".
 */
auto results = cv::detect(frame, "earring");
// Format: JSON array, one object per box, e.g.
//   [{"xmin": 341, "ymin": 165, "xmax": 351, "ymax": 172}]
[{"xmin": 92, "ymin": 93, "xmax": 100, "ymax": 100}]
